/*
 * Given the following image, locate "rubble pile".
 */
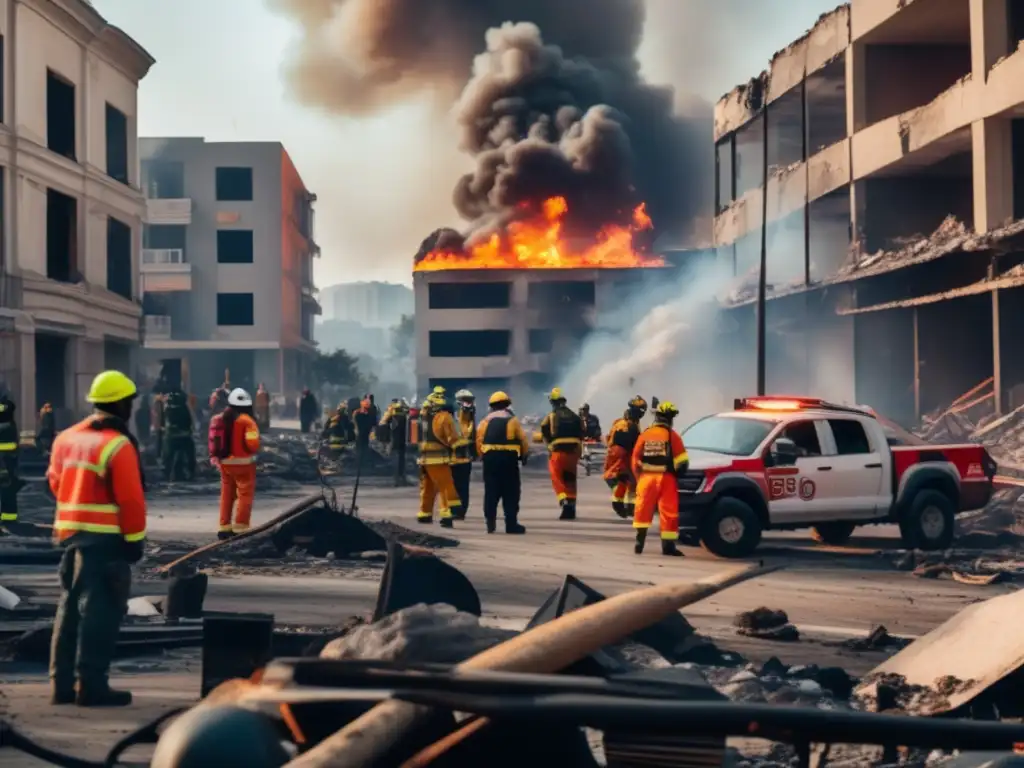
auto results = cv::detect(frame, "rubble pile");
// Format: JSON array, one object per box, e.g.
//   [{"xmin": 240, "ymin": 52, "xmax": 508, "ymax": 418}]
[
  {"xmin": 885, "ymin": 547, "xmax": 1024, "ymax": 585},
  {"xmin": 856, "ymin": 671, "xmax": 976, "ymax": 716},
  {"xmin": 734, "ymin": 607, "xmax": 800, "ymax": 642}
]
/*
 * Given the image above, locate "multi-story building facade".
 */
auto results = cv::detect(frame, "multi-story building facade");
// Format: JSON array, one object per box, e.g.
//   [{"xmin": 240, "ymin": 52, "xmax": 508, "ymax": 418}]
[
  {"xmin": 0, "ymin": 0, "xmax": 153, "ymax": 421},
  {"xmin": 713, "ymin": 0, "xmax": 1024, "ymax": 426},
  {"xmin": 138, "ymin": 137, "xmax": 320, "ymax": 397}
]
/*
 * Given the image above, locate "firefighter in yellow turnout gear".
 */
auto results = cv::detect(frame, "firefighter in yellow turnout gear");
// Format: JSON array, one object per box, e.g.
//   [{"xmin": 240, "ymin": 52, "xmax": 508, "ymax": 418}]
[
  {"xmin": 417, "ymin": 391, "xmax": 462, "ymax": 528},
  {"xmin": 450, "ymin": 389, "xmax": 477, "ymax": 520}
]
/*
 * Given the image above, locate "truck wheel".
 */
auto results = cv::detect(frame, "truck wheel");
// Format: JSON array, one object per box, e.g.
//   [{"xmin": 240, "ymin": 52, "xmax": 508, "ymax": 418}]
[
  {"xmin": 700, "ymin": 497, "xmax": 762, "ymax": 558},
  {"xmin": 900, "ymin": 490, "xmax": 955, "ymax": 550},
  {"xmin": 810, "ymin": 522, "xmax": 857, "ymax": 546}
]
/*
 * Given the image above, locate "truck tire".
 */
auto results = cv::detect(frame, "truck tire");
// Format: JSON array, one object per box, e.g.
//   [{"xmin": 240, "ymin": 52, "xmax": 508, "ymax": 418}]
[
  {"xmin": 899, "ymin": 489, "xmax": 955, "ymax": 551},
  {"xmin": 700, "ymin": 497, "xmax": 762, "ymax": 558},
  {"xmin": 810, "ymin": 522, "xmax": 857, "ymax": 546}
]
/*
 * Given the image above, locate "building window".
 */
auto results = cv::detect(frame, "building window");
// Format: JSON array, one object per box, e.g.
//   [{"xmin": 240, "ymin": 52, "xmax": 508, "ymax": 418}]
[
  {"xmin": 46, "ymin": 189, "xmax": 78, "ymax": 283},
  {"xmin": 428, "ymin": 282, "xmax": 511, "ymax": 309},
  {"xmin": 105, "ymin": 104, "xmax": 129, "ymax": 184},
  {"xmin": 429, "ymin": 330, "xmax": 510, "ymax": 357},
  {"xmin": 46, "ymin": 70, "xmax": 76, "ymax": 160},
  {"xmin": 217, "ymin": 230, "xmax": 254, "ymax": 263},
  {"xmin": 528, "ymin": 329, "xmax": 554, "ymax": 354},
  {"xmin": 142, "ymin": 160, "xmax": 185, "ymax": 198},
  {"xmin": 106, "ymin": 217, "xmax": 132, "ymax": 300},
  {"xmin": 217, "ymin": 292, "xmax": 255, "ymax": 326},
  {"xmin": 526, "ymin": 281, "xmax": 596, "ymax": 309},
  {"xmin": 215, "ymin": 167, "xmax": 253, "ymax": 201}
]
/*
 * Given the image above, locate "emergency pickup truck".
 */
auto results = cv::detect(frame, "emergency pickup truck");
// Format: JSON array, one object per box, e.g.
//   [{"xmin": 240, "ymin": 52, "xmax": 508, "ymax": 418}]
[{"xmin": 676, "ymin": 396, "xmax": 996, "ymax": 558}]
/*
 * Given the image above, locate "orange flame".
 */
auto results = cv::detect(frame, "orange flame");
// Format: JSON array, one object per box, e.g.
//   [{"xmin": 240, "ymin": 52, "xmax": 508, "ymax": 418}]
[{"xmin": 414, "ymin": 197, "xmax": 665, "ymax": 271}]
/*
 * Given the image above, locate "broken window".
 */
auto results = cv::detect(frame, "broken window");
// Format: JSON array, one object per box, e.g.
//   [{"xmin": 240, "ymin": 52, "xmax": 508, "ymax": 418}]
[
  {"xmin": 105, "ymin": 104, "xmax": 129, "ymax": 184},
  {"xmin": 106, "ymin": 217, "xmax": 132, "ymax": 300},
  {"xmin": 215, "ymin": 167, "xmax": 253, "ymax": 201},
  {"xmin": 864, "ymin": 45, "xmax": 970, "ymax": 126},
  {"xmin": 526, "ymin": 281, "xmax": 595, "ymax": 309},
  {"xmin": 828, "ymin": 419, "xmax": 871, "ymax": 455},
  {"xmin": 143, "ymin": 160, "xmax": 185, "ymax": 198},
  {"xmin": 428, "ymin": 281, "xmax": 511, "ymax": 309},
  {"xmin": 217, "ymin": 230, "xmax": 254, "ymax": 264},
  {"xmin": 46, "ymin": 189, "xmax": 77, "ymax": 283},
  {"xmin": 779, "ymin": 420, "xmax": 821, "ymax": 457},
  {"xmin": 734, "ymin": 115, "xmax": 764, "ymax": 198},
  {"xmin": 528, "ymin": 329, "xmax": 554, "ymax": 354},
  {"xmin": 429, "ymin": 330, "xmax": 510, "ymax": 357},
  {"xmin": 766, "ymin": 85, "xmax": 805, "ymax": 172},
  {"xmin": 217, "ymin": 292, "xmax": 255, "ymax": 326},
  {"xmin": 806, "ymin": 56, "xmax": 847, "ymax": 154},
  {"xmin": 46, "ymin": 70, "xmax": 76, "ymax": 160},
  {"xmin": 716, "ymin": 136, "xmax": 735, "ymax": 213}
]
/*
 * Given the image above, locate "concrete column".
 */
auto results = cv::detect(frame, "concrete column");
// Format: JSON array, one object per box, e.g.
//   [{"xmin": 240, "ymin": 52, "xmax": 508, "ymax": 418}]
[
  {"xmin": 845, "ymin": 42, "xmax": 867, "ymax": 135},
  {"xmin": 970, "ymin": 0, "xmax": 1010, "ymax": 81},
  {"xmin": 972, "ymin": 117, "xmax": 1014, "ymax": 232},
  {"xmin": 17, "ymin": 328, "xmax": 35, "ymax": 419},
  {"xmin": 72, "ymin": 338, "xmax": 104, "ymax": 419}
]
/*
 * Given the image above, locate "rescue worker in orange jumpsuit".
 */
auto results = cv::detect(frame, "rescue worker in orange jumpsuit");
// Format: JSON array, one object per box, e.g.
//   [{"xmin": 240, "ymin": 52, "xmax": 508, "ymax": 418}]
[
  {"xmin": 417, "ymin": 391, "xmax": 461, "ymax": 528},
  {"xmin": 450, "ymin": 389, "xmax": 477, "ymax": 520},
  {"xmin": 540, "ymin": 387, "xmax": 584, "ymax": 520},
  {"xmin": 217, "ymin": 388, "xmax": 261, "ymax": 539},
  {"xmin": 631, "ymin": 401, "xmax": 689, "ymax": 557},
  {"xmin": 603, "ymin": 396, "xmax": 647, "ymax": 519},
  {"xmin": 47, "ymin": 370, "xmax": 147, "ymax": 707}
]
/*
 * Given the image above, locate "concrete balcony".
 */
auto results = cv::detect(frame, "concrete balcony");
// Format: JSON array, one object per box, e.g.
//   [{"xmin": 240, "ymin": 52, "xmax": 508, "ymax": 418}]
[
  {"xmin": 140, "ymin": 249, "xmax": 192, "ymax": 293},
  {"xmin": 145, "ymin": 198, "xmax": 192, "ymax": 225},
  {"xmin": 144, "ymin": 315, "xmax": 172, "ymax": 341},
  {"xmin": 301, "ymin": 284, "xmax": 322, "ymax": 315}
]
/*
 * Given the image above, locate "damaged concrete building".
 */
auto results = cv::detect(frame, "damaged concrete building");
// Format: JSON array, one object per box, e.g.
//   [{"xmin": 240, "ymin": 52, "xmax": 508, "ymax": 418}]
[
  {"xmin": 0, "ymin": 0, "xmax": 153, "ymax": 422},
  {"xmin": 715, "ymin": 0, "xmax": 1024, "ymax": 426}
]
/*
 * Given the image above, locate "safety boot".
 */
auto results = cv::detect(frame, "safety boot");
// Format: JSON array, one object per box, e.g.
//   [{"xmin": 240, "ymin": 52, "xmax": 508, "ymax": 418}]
[
  {"xmin": 453, "ymin": 510, "xmax": 467, "ymax": 521},
  {"xmin": 661, "ymin": 540, "xmax": 684, "ymax": 557},
  {"xmin": 611, "ymin": 501, "xmax": 626, "ymax": 517},
  {"xmin": 417, "ymin": 516, "xmax": 433, "ymax": 525},
  {"xmin": 76, "ymin": 686, "xmax": 133, "ymax": 707},
  {"xmin": 216, "ymin": 530, "xmax": 234, "ymax": 541},
  {"xmin": 485, "ymin": 518, "xmax": 497, "ymax": 534},
  {"xmin": 558, "ymin": 501, "xmax": 576, "ymax": 521},
  {"xmin": 505, "ymin": 522, "xmax": 526, "ymax": 535},
  {"xmin": 439, "ymin": 518, "xmax": 454, "ymax": 529},
  {"xmin": 50, "ymin": 687, "xmax": 75, "ymax": 705},
  {"xmin": 634, "ymin": 528, "xmax": 648, "ymax": 555}
]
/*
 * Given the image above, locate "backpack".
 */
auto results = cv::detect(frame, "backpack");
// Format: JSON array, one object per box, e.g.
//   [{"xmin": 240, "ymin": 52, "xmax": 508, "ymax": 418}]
[{"xmin": 208, "ymin": 412, "xmax": 231, "ymax": 460}]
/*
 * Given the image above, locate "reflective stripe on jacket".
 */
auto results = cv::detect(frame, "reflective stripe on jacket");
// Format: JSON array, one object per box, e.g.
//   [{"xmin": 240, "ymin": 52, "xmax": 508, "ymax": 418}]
[
  {"xmin": 223, "ymin": 412, "xmax": 261, "ymax": 465},
  {"xmin": 47, "ymin": 416, "xmax": 147, "ymax": 543},
  {"xmin": 0, "ymin": 421, "xmax": 18, "ymax": 452},
  {"xmin": 630, "ymin": 424, "xmax": 689, "ymax": 475},
  {"xmin": 452, "ymin": 410, "xmax": 477, "ymax": 464},
  {"xmin": 418, "ymin": 408, "xmax": 457, "ymax": 465},
  {"xmin": 477, "ymin": 410, "xmax": 529, "ymax": 456},
  {"xmin": 608, "ymin": 418, "xmax": 640, "ymax": 452},
  {"xmin": 541, "ymin": 406, "xmax": 583, "ymax": 452}
]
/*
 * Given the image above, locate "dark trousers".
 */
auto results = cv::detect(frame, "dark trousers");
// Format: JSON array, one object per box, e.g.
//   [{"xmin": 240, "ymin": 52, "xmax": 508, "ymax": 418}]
[
  {"xmin": 483, "ymin": 452, "xmax": 521, "ymax": 525},
  {"xmin": 0, "ymin": 483, "xmax": 17, "ymax": 522},
  {"xmin": 393, "ymin": 444, "xmax": 407, "ymax": 482},
  {"xmin": 50, "ymin": 544, "xmax": 132, "ymax": 692},
  {"xmin": 451, "ymin": 463, "xmax": 472, "ymax": 518},
  {"xmin": 163, "ymin": 435, "xmax": 195, "ymax": 481}
]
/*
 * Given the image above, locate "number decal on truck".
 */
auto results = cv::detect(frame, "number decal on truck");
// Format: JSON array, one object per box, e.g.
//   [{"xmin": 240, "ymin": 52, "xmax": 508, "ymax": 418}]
[
  {"xmin": 799, "ymin": 477, "xmax": 816, "ymax": 500},
  {"xmin": 769, "ymin": 476, "xmax": 797, "ymax": 499}
]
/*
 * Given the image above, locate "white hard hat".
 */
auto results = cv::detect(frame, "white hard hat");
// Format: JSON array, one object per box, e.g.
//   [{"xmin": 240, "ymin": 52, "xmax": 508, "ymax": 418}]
[
  {"xmin": 228, "ymin": 388, "xmax": 252, "ymax": 407},
  {"xmin": 455, "ymin": 389, "xmax": 474, "ymax": 401}
]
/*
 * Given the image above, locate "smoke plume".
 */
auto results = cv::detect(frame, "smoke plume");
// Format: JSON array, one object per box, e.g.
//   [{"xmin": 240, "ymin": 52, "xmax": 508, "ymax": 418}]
[{"xmin": 269, "ymin": 0, "xmax": 712, "ymax": 248}]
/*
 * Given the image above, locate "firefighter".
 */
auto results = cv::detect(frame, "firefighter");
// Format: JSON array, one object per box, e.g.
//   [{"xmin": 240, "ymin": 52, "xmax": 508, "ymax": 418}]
[
  {"xmin": 0, "ymin": 396, "xmax": 20, "ymax": 524},
  {"xmin": 321, "ymin": 402, "xmax": 353, "ymax": 457},
  {"xmin": 216, "ymin": 389, "xmax": 261, "ymax": 539},
  {"xmin": 540, "ymin": 387, "xmax": 584, "ymax": 520},
  {"xmin": 379, "ymin": 398, "xmax": 410, "ymax": 486},
  {"xmin": 162, "ymin": 389, "xmax": 195, "ymax": 482},
  {"xmin": 631, "ymin": 400, "xmax": 689, "ymax": 557},
  {"xmin": 579, "ymin": 403, "xmax": 603, "ymax": 441},
  {"xmin": 476, "ymin": 391, "xmax": 528, "ymax": 534},
  {"xmin": 450, "ymin": 389, "xmax": 477, "ymax": 520},
  {"xmin": 353, "ymin": 396, "xmax": 376, "ymax": 454},
  {"xmin": 48, "ymin": 370, "xmax": 146, "ymax": 707},
  {"xmin": 254, "ymin": 383, "xmax": 271, "ymax": 430},
  {"xmin": 36, "ymin": 402, "xmax": 56, "ymax": 454},
  {"xmin": 603, "ymin": 396, "xmax": 647, "ymax": 519},
  {"xmin": 417, "ymin": 391, "xmax": 461, "ymax": 528}
]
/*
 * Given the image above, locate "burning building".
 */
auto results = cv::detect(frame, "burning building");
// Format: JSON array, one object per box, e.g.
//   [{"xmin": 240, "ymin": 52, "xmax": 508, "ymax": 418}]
[{"xmin": 713, "ymin": 0, "xmax": 1024, "ymax": 427}]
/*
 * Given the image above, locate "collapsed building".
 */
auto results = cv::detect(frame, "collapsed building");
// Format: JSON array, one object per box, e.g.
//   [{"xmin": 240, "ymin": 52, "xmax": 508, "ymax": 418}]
[{"xmin": 714, "ymin": 0, "xmax": 1024, "ymax": 428}]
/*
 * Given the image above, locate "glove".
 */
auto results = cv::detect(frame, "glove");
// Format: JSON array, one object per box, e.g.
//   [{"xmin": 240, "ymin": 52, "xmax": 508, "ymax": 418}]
[{"xmin": 122, "ymin": 540, "xmax": 144, "ymax": 563}]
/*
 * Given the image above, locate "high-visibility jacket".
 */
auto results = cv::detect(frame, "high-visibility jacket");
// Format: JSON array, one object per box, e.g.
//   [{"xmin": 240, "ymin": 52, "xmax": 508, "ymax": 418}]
[
  {"xmin": 47, "ymin": 416, "xmax": 146, "ymax": 543},
  {"xmin": 631, "ymin": 423, "xmax": 689, "ymax": 476},
  {"xmin": 417, "ymin": 407, "xmax": 459, "ymax": 465},
  {"xmin": 223, "ymin": 412, "xmax": 261, "ymax": 465},
  {"xmin": 606, "ymin": 417, "xmax": 641, "ymax": 453},
  {"xmin": 540, "ymin": 406, "xmax": 583, "ymax": 453},
  {"xmin": 380, "ymin": 404, "xmax": 409, "ymax": 447},
  {"xmin": 322, "ymin": 410, "xmax": 353, "ymax": 449},
  {"xmin": 452, "ymin": 409, "xmax": 477, "ymax": 464},
  {"xmin": 476, "ymin": 410, "xmax": 530, "ymax": 456},
  {"xmin": 0, "ymin": 421, "xmax": 18, "ymax": 454}
]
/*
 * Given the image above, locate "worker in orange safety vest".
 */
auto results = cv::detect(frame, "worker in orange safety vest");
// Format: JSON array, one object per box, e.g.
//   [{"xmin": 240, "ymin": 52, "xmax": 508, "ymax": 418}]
[
  {"xmin": 540, "ymin": 387, "xmax": 584, "ymax": 520},
  {"xmin": 47, "ymin": 370, "xmax": 147, "ymax": 707},
  {"xmin": 630, "ymin": 400, "xmax": 689, "ymax": 557},
  {"xmin": 603, "ymin": 395, "xmax": 647, "ymax": 519},
  {"xmin": 215, "ymin": 388, "xmax": 261, "ymax": 539},
  {"xmin": 417, "ymin": 391, "xmax": 461, "ymax": 528}
]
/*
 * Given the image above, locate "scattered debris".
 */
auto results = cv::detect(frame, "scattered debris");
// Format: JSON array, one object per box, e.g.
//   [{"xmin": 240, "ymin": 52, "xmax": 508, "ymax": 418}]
[
  {"xmin": 0, "ymin": 584, "xmax": 21, "ymax": 611},
  {"xmin": 734, "ymin": 607, "xmax": 800, "ymax": 642},
  {"xmin": 841, "ymin": 625, "xmax": 912, "ymax": 653},
  {"xmin": 126, "ymin": 596, "xmax": 161, "ymax": 617}
]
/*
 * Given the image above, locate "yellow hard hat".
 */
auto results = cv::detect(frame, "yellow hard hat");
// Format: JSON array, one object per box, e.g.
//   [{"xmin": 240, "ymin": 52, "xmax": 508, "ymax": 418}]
[
  {"xmin": 655, "ymin": 400, "xmax": 679, "ymax": 417},
  {"xmin": 548, "ymin": 387, "xmax": 565, "ymax": 402},
  {"xmin": 86, "ymin": 370, "xmax": 137, "ymax": 404},
  {"xmin": 488, "ymin": 391, "xmax": 511, "ymax": 405},
  {"xmin": 432, "ymin": 385, "xmax": 446, "ymax": 395}
]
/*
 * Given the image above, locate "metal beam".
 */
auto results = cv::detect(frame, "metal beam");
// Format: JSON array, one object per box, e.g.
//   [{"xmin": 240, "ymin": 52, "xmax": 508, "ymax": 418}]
[{"xmin": 912, "ymin": 307, "xmax": 921, "ymax": 422}]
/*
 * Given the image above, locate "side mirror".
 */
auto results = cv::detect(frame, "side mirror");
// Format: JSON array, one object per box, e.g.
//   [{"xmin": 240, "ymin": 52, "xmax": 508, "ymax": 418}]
[{"xmin": 770, "ymin": 437, "xmax": 799, "ymax": 467}]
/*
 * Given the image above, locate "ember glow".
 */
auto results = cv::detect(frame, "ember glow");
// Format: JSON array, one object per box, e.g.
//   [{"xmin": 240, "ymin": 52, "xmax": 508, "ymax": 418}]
[{"xmin": 413, "ymin": 197, "xmax": 665, "ymax": 271}]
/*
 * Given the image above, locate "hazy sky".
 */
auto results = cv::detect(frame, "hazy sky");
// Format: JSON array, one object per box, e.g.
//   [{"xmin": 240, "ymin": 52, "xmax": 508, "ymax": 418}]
[{"xmin": 91, "ymin": 0, "xmax": 840, "ymax": 288}]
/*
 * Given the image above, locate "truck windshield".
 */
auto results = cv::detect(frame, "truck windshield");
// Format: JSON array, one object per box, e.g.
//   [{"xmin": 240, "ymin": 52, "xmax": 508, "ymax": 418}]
[{"xmin": 682, "ymin": 416, "xmax": 778, "ymax": 456}]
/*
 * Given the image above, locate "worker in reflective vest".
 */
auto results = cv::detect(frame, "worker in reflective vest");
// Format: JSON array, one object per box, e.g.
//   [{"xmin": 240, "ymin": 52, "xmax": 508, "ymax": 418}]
[
  {"xmin": 0, "ymin": 396, "xmax": 20, "ymax": 524},
  {"xmin": 217, "ymin": 388, "xmax": 261, "ymax": 538},
  {"xmin": 417, "ymin": 392, "xmax": 461, "ymax": 528},
  {"xmin": 476, "ymin": 391, "xmax": 529, "ymax": 534},
  {"xmin": 631, "ymin": 400, "xmax": 689, "ymax": 558},
  {"xmin": 540, "ymin": 387, "xmax": 584, "ymax": 520},
  {"xmin": 47, "ymin": 370, "xmax": 147, "ymax": 707},
  {"xmin": 450, "ymin": 389, "xmax": 478, "ymax": 520},
  {"xmin": 603, "ymin": 395, "xmax": 647, "ymax": 519}
]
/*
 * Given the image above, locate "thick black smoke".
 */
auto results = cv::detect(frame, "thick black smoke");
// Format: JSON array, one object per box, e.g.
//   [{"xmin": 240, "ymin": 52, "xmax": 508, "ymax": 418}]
[{"xmin": 269, "ymin": 0, "xmax": 712, "ymax": 251}]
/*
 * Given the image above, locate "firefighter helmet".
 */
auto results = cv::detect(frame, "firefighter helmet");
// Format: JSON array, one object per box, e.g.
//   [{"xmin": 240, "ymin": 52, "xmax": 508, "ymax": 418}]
[
  {"xmin": 488, "ymin": 391, "xmax": 511, "ymax": 406},
  {"xmin": 654, "ymin": 400, "xmax": 679, "ymax": 420},
  {"xmin": 228, "ymin": 388, "xmax": 252, "ymax": 407},
  {"xmin": 455, "ymin": 389, "xmax": 475, "ymax": 402},
  {"xmin": 86, "ymin": 371, "xmax": 138, "ymax": 404},
  {"xmin": 548, "ymin": 387, "xmax": 566, "ymax": 403}
]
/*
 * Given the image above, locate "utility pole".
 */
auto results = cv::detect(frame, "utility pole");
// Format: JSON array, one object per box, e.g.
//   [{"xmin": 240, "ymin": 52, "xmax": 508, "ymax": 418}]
[{"xmin": 756, "ymin": 107, "xmax": 768, "ymax": 396}]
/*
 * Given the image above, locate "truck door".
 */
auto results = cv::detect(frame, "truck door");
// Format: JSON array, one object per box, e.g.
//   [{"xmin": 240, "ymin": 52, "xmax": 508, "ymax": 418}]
[
  {"xmin": 819, "ymin": 417, "xmax": 886, "ymax": 519},
  {"xmin": 766, "ymin": 419, "xmax": 836, "ymax": 523}
]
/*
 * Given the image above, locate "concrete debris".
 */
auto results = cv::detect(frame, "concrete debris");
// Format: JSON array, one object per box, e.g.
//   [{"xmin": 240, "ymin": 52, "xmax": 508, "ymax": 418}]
[
  {"xmin": 841, "ymin": 626, "xmax": 912, "ymax": 653},
  {"xmin": 701, "ymin": 657, "xmax": 853, "ymax": 706},
  {"xmin": 857, "ymin": 671, "xmax": 976, "ymax": 715},
  {"xmin": 0, "ymin": 584, "xmax": 21, "ymax": 610},
  {"xmin": 886, "ymin": 548, "xmax": 1024, "ymax": 585},
  {"xmin": 734, "ymin": 607, "xmax": 800, "ymax": 642}
]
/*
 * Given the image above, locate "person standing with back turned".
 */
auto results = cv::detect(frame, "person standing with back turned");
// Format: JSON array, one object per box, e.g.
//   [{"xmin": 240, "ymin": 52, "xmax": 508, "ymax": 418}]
[
  {"xmin": 216, "ymin": 388, "xmax": 261, "ymax": 539},
  {"xmin": 630, "ymin": 400, "xmax": 689, "ymax": 557},
  {"xmin": 48, "ymin": 370, "xmax": 147, "ymax": 707},
  {"xmin": 540, "ymin": 387, "xmax": 584, "ymax": 520},
  {"xmin": 476, "ymin": 391, "xmax": 529, "ymax": 534}
]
